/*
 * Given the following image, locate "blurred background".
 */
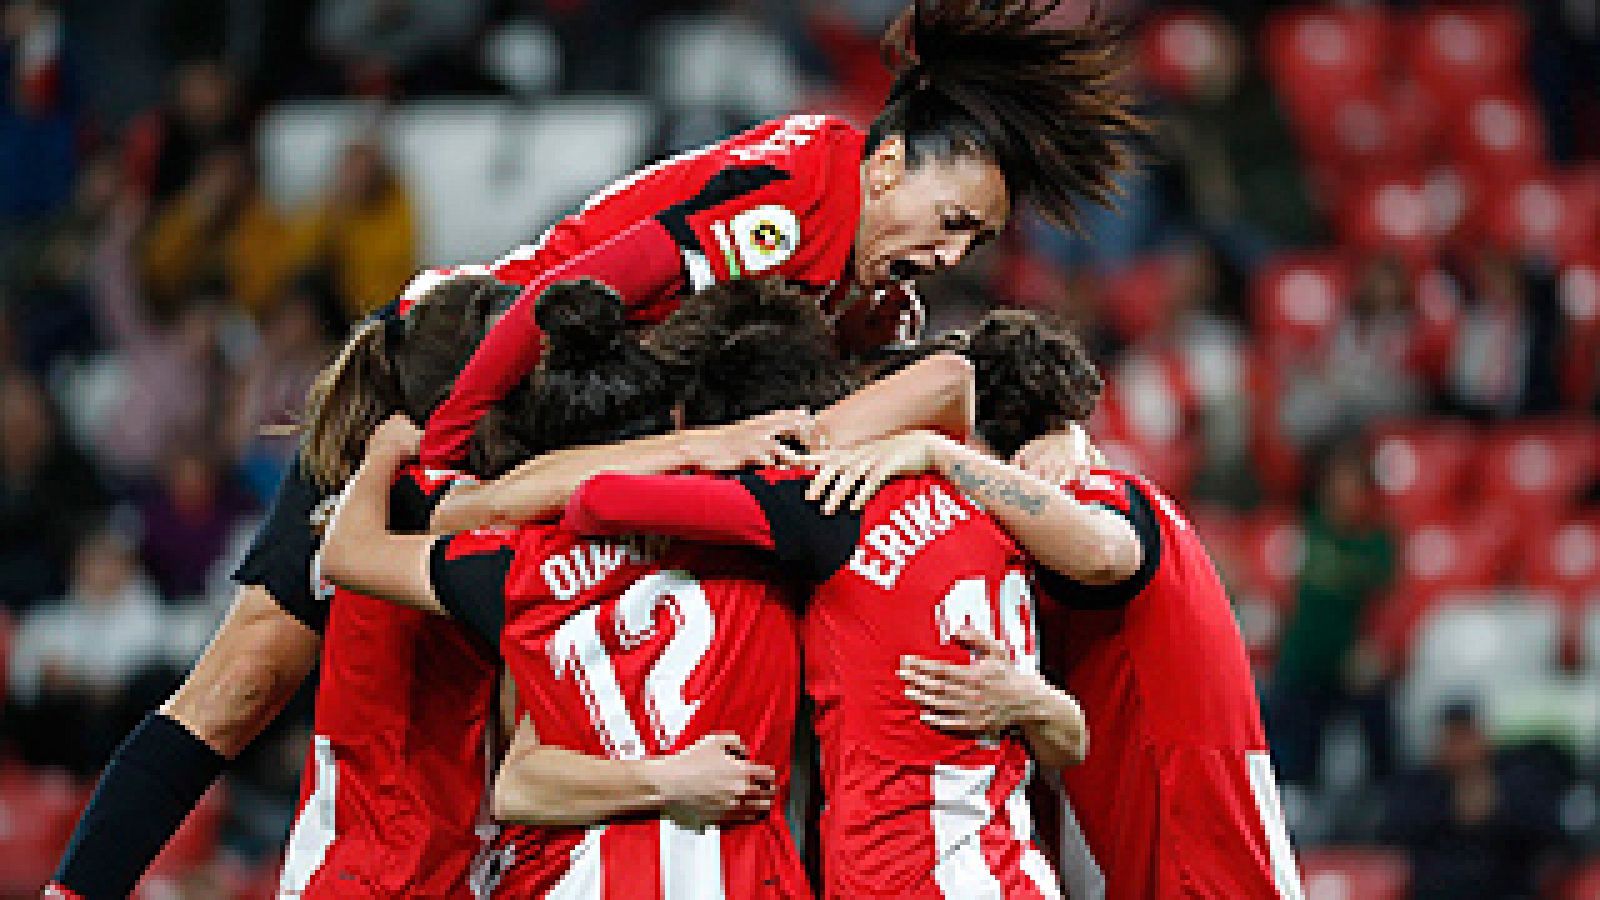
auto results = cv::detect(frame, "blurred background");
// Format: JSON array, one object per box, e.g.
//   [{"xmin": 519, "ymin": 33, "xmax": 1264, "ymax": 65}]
[{"xmin": 0, "ymin": 0, "xmax": 1595, "ymax": 896}]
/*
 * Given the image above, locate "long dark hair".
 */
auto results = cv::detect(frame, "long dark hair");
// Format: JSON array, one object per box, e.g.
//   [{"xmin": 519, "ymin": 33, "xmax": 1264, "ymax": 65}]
[
  {"xmin": 870, "ymin": 0, "xmax": 1145, "ymax": 232},
  {"xmin": 299, "ymin": 275, "xmax": 506, "ymax": 491},
  {"xmin": 473, "ymin": 280, "xmax": 677, "ymax": 478},
  {"xmin": 649, "ymin": 279, "xmax": 859, "ymax": 428}
]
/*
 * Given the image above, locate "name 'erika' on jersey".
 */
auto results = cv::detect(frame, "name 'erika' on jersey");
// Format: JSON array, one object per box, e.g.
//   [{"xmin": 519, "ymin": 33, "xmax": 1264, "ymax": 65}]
[
  {"xmin": 848, "ymin": 484, "xmax": 973, "ymax": 590},
  {"xmin": 540, "ymin": 536, "xmax": 661, "ymax": 600}
]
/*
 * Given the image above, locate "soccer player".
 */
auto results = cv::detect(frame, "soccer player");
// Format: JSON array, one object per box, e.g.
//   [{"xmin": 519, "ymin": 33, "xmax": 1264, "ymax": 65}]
[
  {"xmin": 322, "ymin": 279, "xmax": 876, "ymax": 897},
  {"xmin": 818, "ymin": 323, "xmax": 1306, "ymax": 898},
  {"xmin": 417, "ymin": 0, "xmax": 1145, "ymax": 468},
  {"xmin": 556, "ymin": 311, "xmax": 1114, "ymax": 899},
  {"xmin": 43, "ymin": 276, "xmax": 809, "ymax": 900}
]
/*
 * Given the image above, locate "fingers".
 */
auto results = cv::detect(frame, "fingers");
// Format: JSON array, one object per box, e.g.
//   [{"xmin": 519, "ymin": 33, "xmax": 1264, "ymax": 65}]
[
  {"xmin": 704, "ymin": 732, "xmax": 749, "ymax": 759},
  {"xmin": 848, "ymin": 460, "xmax": 900, "ymax": 512},
  {"xmin": 952, "ymin": 628, "xmax": 1010, "ymax": 662},
  {"xmin": 821, "ymin": 454, "xmax": 875, "ymax": 516}
]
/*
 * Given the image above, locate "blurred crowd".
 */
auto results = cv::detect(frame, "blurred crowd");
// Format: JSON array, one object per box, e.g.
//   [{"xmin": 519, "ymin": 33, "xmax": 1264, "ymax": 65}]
[{"xmin": 0, "ymin": 0, "xmax": 1597, "ymax": 895}]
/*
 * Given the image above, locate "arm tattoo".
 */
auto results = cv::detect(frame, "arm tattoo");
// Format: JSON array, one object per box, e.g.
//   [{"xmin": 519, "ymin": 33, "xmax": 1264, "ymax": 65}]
[{"xmin": 948, "ymin": 462, "xmax": 1048, "ymax": 516}]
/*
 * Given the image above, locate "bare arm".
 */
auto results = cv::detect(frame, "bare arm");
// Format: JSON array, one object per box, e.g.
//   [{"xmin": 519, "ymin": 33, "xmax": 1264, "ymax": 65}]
[
  {"xmin": 161, "ymin": 585, "xmax": 321, "ymax": 758},
  {"xmin": 811, "ymin": 431, "xmax": 1140, "ymax": 586},
  {"xmin": 493, "ymin": 718, "xmax": 775, "ymax": 829},
  {"xmin": 813, "ymin": 352, "xmax": 974, "ymax": 449},
  {"xmin": 321, "ymin": 416, "xmax": 445, "ymax": 614},
  {"xmin": 429, "ymin": 409, "xmax": 815, "ymax": 533}
]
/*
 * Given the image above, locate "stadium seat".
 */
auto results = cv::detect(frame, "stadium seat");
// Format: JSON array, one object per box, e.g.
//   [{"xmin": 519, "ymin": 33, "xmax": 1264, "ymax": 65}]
[
  {"xmin": 1291, "ymin": 84, "xmax": 1435, "ymax": 181},
  {"xmin": 1474, "ymin": 423, "xmax": 1598, "ymax": 520},
  {"xmin": 1337, "ymin": 176, "xmax": 1436, "ymax": 266},
  {"xmin": 1250, "ymin": 254, "xmax": 1351, "ymax": 355},
  {"xmin": 1367, "ymin": 422, "xmax": 1477, "ymax": 527},
  {"xmin": 0, "ymin": 765, "xmax": 88, "ymax": 894},
  {"xmin": 1299, "ymin": 847, "xmax": 1409, "ymax": 900},
  {"xmin": 1558, "ymin": 256, "xmax": 1600, "ymax": 405},
  {"xmin": 1444, "ymin": 91, "xmax": 1546, "ymax": 179},
  {"xmin": 1403, "ymin": 5, "xmax": 1528, "ymax": 110},
  {"xmin": 1561, "ymin": 858, "xmax": 1600, "ymax": 900},
  {"xmin": 1476, "ymin": 172, "xmax": 1596, "ymax": 262},
  {"xmin": 1138, "ymin": 9, "xmax": 1231, "ymax": 101},
  {"xmin": 1519, "ymin": 516, "xmax": 1600, "ymax": 597},
  {"xmin": 1263, "ymin": 7, "xmax": 1390, "ymax": 122},
  {"xmin": 1096, "ymin": 255, "xmax": 1184, "ymax": 344}
]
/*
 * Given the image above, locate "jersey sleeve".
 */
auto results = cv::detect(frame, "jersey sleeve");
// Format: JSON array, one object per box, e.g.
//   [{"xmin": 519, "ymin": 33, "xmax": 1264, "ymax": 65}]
[
  {"xmin": 232, "ymin": 455, "xmax": 328, "ymax": 633},
  {"xmin": 1035, "ymin": 471, "xmax": 1163, "ymax": 610},
  {"xmin": 661, "ymin": 117, "xmax": 862, "ymax": 292},
  {"xmin": 561, "ymin": 472, "xmax": 778, "ymax": 549},
  {"xmin": 732, "ymin": 471, "xmax": 861, "ymax": 583},
  {"xmin": 429, "ymin": 531, "xmax": 516, "ymax": 647},
  {"xmin": 419, "ymin": 220, "xmax": 685, "ymax": 466}
]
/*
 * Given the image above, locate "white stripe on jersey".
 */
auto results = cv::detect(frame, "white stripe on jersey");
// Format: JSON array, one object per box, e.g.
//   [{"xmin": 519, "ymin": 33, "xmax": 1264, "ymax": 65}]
[
  {"xmin": 1005, "ymin": 764, "xmax": 1062, "ymax": 900},
  {"xmin": 1050, "ymin": 769, "xmax": 1106, "ymax": 900},
  {"xmin": 931, "ymin": 764, "xmax": 1005, "ymax": 900},
  {"xmin": 279, "ymin": 736, "xmax": 338, "ymax": 897},
  {"xmin": 661, "ymin": 822, "xmax": 726, "ymax": 899},
  {"xmin": 1246, "ymin": 752, "xmax": 1305, "ymax": 900},
  {"xmin": 547, "ymin": 827, "xmax": 605, "ymax": 900}
]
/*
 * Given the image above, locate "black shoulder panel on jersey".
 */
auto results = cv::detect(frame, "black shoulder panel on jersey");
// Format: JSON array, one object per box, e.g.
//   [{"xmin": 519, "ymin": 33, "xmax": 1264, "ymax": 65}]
[
  {"xmin": 655, "ymin": 164, "xmax": 790, "ymax": 263},
  {"xmin": 233, "ymin": 456, "xmax": 328, "ymax": 634},
  {"xmin": 390, "ymin": 474, "xmax": 451, "ymax": 532},
  {"xmin": 735, "ymin": 472, "xmax": 860, "ymax": 583},
  {"xmin": 1036, "ymin": 480, "xmax": 1162, "ymax": 610},
  {"xmin": 429, "ymin": 538, "xmax": 512, "ymax": 649}
]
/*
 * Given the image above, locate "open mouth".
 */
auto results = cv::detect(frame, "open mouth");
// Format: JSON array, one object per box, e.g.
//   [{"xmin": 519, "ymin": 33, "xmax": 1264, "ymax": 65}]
[{"xmin": 887, "ymin": 258, "xmax": 927, "ymax": 283}]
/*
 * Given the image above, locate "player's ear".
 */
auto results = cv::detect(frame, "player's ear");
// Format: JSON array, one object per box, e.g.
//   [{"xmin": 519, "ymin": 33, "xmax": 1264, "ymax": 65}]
[{"xmin": 864, "ymin": 135, "xmax": 907, "ymax": 197}]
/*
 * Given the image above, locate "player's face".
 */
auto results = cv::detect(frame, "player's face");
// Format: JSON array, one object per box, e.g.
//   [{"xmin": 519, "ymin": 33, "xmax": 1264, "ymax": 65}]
[{"xmin": 854, "ymin": 136, "xmax": 1009, "ymax": 289}]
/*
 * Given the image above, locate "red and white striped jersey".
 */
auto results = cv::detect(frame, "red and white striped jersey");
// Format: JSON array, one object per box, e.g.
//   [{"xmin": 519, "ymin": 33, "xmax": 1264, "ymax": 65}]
[
  {"xmin": 1037, "ymin": 468, "xmax": 1303, "ymax": 899},
  {"xmin": 559, "ymin": 470, "xmax": 1063, "ymax": 899},
  {"xmin": 429, "ymin": 527, "xmax": 811, "ymax": 899},
  {"xmin": 279, "ymin": 464, "xmax": 499, "ymax": 899}
]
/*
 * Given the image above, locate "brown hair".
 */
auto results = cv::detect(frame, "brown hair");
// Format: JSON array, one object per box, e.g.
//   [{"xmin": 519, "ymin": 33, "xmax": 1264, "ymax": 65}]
[
  {"xmin": 648, "ymin": 279, "xmax": 858, "ymax": 427},
  {"xmin": 870, "ymin": 0, "xmax": 1146, "ymax": 232},
  {"xmin": 298, "ymin": 274, "xmax": 504, "ymax": 491},
  {"xmin": 964, "ymin": 308, "xmax": 1102, "ymax": 458}
]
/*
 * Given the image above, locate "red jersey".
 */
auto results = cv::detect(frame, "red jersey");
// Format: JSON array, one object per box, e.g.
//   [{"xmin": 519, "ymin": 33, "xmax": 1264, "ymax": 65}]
[
  {"xmin": 279, "ymin": 465, "xmax": 500, "ymax": 899},
  {"xmin": 1037, "ymin": 468, "xmax": 1303, "ymax": 900},
  {"xmin": 562, "ymin": 470, "xmax": 1062, "ymax": 900},
  {"xmin": 428, "ymin": 526, "xmax": 811, "ymax": 899},
  {"xmin": 418, "ymin": 115, "xmax": 913, "ymax": 466}
]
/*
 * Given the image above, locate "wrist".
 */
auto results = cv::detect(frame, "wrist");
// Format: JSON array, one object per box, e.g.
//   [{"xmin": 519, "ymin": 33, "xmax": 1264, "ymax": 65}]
[{"xmin": 636, "ymin": 755, "xmax": 674, "ymax": 809}]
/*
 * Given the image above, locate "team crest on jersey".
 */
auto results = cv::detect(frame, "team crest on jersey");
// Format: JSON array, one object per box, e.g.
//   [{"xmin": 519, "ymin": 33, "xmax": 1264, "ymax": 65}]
[{"xmin": 725, "ymin": 205, "xmax": 799, "ymax": 274}]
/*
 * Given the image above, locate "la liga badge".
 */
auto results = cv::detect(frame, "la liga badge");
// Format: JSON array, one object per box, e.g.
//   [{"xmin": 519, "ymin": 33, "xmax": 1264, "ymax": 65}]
[{"xmin": 729, "ymin": 205, "xmax": 800, "ymax": 274}]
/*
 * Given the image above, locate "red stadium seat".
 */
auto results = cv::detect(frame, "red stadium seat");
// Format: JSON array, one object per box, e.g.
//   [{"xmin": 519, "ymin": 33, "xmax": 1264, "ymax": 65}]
[
  {"xmin": 1475, "ymin": 423, "xmax": 1598, "ymax": 519},
  {"xmin": 1251, "ymin": 253, "xmax": 1351, "ymax": 355},
  {"xmin": 1404, "ymin": 5, "xmax": 1527, "ymax": 111},
  {"xmin": 1563, "ymin": 858, "xmax": 1600, "ymax": 900},
  {"xmin": 1299, "ymin": 847, "xmax": 1409, "ymax": 900},
  {"xmin": 1096, "ymin": 255, "xmax": 1184, "ymax": 344},
  {"xmin": 1337, "ymin": 176, "xmax": 1437, "ymax": 266},
  {"xmin": 1444, "ymin": 91, "xmax": 1546, "ymax": 179},
  {"xmin": 1138, "ymin": 9, "xmax": 1232, "ymax": 101},
  {"xmin": 1475, "ymin": 172, "xmax": 1595, "ymax": 261},
  {"xmin": 1393, "ymin": 508, "xmax": 1518, "ymax": 608},
  {"xmin": 1557, "ymin": 256, "xmax": 1600, "ymax": 406},
  {"xmin": 0, "ymin": 765, "xmax": 88, "ymax": 894},
  {"xmin": 1292, "ymin": 84, "xmax": 1436, "ymax": 180},
  {"xmin": 1519, "ymin": 516, "xmax": 1600, "ymax": 597},
  {"xmin": 1368, "ymin": 422, "xmax": 1477, "ymax": 527},
  {"xmin": 1263, "ymin": 7, "xmax": 1390, "ymax": 121}
]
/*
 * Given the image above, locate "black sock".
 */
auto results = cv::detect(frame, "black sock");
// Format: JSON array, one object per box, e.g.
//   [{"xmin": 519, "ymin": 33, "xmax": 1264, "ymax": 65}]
[{"xmin": 50, "ymin": 712, "xmax": 228, "ymax": 900}]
